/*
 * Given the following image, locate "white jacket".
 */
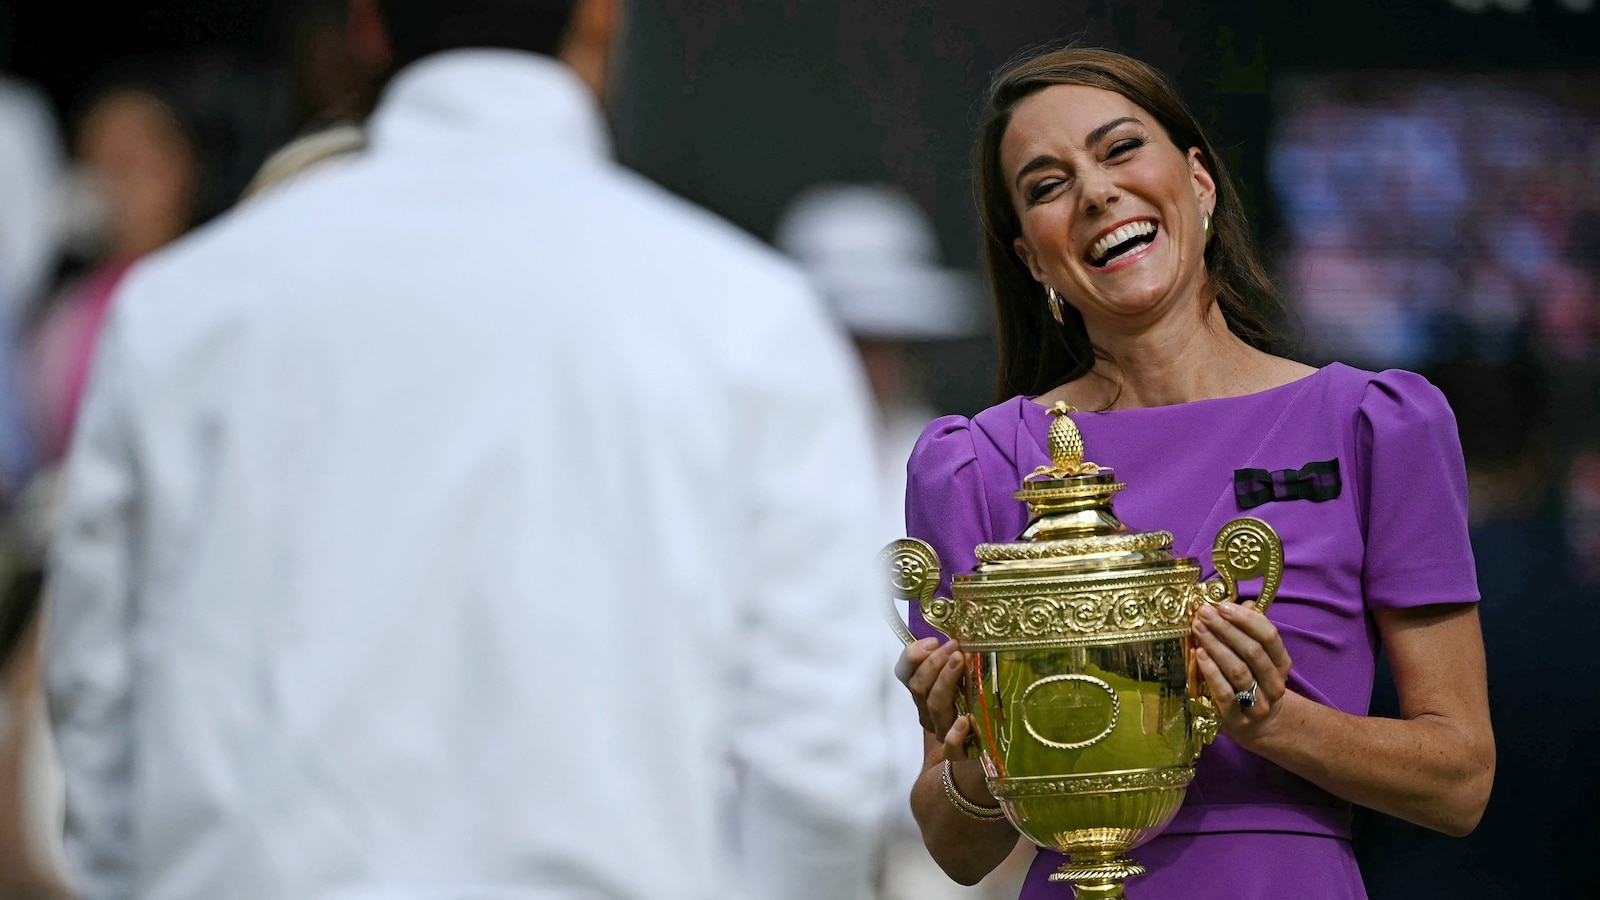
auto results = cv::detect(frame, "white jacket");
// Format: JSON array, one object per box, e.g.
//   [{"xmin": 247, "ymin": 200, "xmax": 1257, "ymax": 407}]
[{"xmin": 45, "ymin": 50, "xmax": 892, "ymax": 900}]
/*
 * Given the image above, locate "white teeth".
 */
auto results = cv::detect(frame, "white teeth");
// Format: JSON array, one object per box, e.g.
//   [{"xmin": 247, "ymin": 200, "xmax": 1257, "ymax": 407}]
[{"xmin": 1089, "ymin": 220, "xmax": 1157, "ymax": 264}]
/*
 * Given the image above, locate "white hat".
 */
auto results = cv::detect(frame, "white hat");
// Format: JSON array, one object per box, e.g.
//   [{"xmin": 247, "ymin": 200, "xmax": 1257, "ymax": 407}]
[{"xmin": 774, "ymin": 183, "xmax": 984, "ymax": 340}]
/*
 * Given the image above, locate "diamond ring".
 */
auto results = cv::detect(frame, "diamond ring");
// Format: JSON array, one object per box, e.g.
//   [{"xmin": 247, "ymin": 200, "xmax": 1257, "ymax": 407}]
[{"xmin": 1236, "ymin": 680, "xmax": 1259, "ymax": 709}]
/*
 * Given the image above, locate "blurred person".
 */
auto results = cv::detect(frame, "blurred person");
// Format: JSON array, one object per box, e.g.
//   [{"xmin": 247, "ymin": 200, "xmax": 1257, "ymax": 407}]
[
  {"xmin": 0, "ymin": 0, "xmax": 60, "ymax": 496},
  {"xmin": 897, "ymin": 46, "xmax": 1492, "ymax": 899},
  {"xmin": 1567, "ymin": 448, "xmax": 1600, "ymax": 588},
  {"xmin": 0, "ymin": 3, "xmax": 72, "ymax": 894},
  {"xmin": 278, "ymin": 0, "xmax": 386, "ymax": 132},
  {"xmin": 24, "ymin": 54, "xmax": 279, "ymax": 471},
  {"xmin": 0, "ymin": 29, "xmax": 62, "ymax": 321},
  {"xmin": 774, "ymin": 184, "xmax": 1029, "ymax": 900},
  {"xmin": 43, "ymin": 1, "xmax": 892, "ymax": 899},
  {"xmin": 773, "ymin": 184, "xmax": 982, "ymax": 516}
]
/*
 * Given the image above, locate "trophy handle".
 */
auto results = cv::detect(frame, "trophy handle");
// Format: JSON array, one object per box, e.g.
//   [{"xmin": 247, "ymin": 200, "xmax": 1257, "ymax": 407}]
[
  {"xmin": 881, "ymin": 538, "xmax": 981, "ymax": 755},
  {"xmin": 880, "ymin": 538, "xmax": 942, "ymax": 647},
  {"xmin": 1202, "ymin": 516, "xmax": 1284, "ymax": 614}
]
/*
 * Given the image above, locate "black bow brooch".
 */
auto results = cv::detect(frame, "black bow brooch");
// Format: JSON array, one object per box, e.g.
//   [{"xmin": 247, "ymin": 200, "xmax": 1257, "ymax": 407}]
[{"xmin": 1233, "ymin": 459, "xmax": 1341, "ymax": 510}]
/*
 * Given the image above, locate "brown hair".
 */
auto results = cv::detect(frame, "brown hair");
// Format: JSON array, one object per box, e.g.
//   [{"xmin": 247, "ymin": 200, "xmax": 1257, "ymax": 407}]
[{"xmin": 974, "ymin": 45, "xmax": 1283, "ymax": 401}]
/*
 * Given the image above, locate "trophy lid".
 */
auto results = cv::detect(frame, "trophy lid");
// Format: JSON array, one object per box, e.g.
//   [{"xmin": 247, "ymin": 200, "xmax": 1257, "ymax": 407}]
[{"xmin": 970, "ymin": 403, "xmax": 1178, "ymax": 575}]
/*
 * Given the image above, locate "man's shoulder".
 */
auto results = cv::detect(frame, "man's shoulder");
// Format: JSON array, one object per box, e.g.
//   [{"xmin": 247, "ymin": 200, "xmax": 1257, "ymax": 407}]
[{"xmin": 597, "ymin": 165, "xmax": 805, "ymax": 290}]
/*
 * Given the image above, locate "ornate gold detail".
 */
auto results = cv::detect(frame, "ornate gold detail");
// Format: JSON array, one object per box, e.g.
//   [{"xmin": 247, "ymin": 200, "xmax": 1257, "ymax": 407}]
[
  {"xmin": 1026, "ymin": 402, "xmax": 1102, "ymax": 480},
  {"xmin": 1019, "ymin": 674, "xmax": 1120, "ymax": 750},
  {"xmin": 994, "ymin": 767, "xmax": 1195, "ymax": 798},
  {"xmin": 1049, "ymin": 857, "xmax": 1149, "ymax": 884},
  {"xmin": 1188, "ymin": 696, "xmax": 1218, "ymax": 756},
  {"xmin": 880, "ymin": 538, "xmax": 940, "ymax": 647},
  {"xmin": 935, "ymin": 580, "xmax": 1198, "ymax": 644},
  {"xmin": 1203, "ymin": 517, "xmax": 1284, "ymax": 613},
  {"xmin": 976, "ymin": 531, "xmax": 1173, "ymax": 562}
]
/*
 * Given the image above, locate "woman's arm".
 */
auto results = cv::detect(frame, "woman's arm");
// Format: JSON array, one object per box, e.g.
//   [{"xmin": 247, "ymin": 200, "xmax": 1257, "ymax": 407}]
[
  {"xmin": 1194, "ymin": 600, "xmax": 1494, "ymax": 835},
  {"xmin": 898, "ymin": 637, "xmax": 1020, "ymax": 884}
]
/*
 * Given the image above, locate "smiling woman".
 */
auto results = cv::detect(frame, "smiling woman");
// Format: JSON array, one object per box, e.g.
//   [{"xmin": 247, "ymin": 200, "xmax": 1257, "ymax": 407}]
[
  {"xmin": 973, "ymin": 48, "xmax": 1283, "ymax": 408},
  {"xmin": 892, "ymin": 46, "xmax": 1494, "ymax": 900}
]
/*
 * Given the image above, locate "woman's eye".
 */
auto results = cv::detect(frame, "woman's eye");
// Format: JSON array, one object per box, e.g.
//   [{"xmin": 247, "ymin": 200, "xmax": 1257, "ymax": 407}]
[
  {"xmin": 1108, "ymin": 138, "xmax": 1145, "ymax": 158},
  {"xmin": 1028, "ymin": 179, "xmax": 1063, "ymax": 202}
]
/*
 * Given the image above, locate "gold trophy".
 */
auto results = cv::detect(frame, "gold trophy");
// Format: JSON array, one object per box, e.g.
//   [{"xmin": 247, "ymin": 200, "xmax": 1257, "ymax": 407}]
[{"xmin": 883, "ymin": 403, "xmax": 1283, "ymax": 899}]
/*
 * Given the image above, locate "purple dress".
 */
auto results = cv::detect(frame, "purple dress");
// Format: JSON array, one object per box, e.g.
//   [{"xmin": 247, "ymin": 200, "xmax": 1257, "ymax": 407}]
[{"xmin": 904, "ymin": 364, "xmax": 1479, "ymax": 900}]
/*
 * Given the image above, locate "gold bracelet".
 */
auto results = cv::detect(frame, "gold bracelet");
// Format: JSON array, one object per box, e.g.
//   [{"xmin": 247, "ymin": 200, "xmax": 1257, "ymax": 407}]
[{"xmin": 941, "ymin": 759, "xmax": 1006, "ymax": 821}]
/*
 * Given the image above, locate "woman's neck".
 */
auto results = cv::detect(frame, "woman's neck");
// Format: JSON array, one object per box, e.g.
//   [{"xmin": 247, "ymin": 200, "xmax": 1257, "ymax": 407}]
[{"xmin": 1038, "ymin": 301, "xmax": 1299, "ymax": 410}]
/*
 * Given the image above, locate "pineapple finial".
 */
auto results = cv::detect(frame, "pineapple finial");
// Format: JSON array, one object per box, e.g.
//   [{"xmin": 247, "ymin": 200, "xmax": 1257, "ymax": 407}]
[{"xmin": 1034, "ymin": 401, "xmax": 1100, "ymax": 478}]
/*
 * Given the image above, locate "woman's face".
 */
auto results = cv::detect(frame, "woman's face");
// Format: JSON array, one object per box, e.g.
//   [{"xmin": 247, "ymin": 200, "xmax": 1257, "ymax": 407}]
[
  {"xmin": 1002, "ymin": 84, "xmax": 1215, "ymax": 333},
  {"xmin": 78, "ymin": 90, "xmax": 199, "ymax": 259}
]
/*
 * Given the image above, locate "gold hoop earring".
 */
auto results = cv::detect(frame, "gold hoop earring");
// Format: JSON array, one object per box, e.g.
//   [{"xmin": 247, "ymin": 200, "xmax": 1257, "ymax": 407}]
[
  {"xmin": 1202, "ymin": 210, "xmax": 1212, "ymax": 246},
  {"xmin": 1045, "ymin": 285, "xmax": 1065, "ymax": 325}
]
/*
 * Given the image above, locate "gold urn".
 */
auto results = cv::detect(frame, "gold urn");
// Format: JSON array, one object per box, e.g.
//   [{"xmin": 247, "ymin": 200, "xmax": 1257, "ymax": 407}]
[{"xmin": 884, "ymin": 403, "xmax": 1283, "ymax": 899}]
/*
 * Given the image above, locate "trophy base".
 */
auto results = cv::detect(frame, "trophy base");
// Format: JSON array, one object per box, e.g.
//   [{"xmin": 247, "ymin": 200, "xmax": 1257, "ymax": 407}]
[{"xmin": 1046, "ymin": 856, "xmax": 1147, "ymax": 899}]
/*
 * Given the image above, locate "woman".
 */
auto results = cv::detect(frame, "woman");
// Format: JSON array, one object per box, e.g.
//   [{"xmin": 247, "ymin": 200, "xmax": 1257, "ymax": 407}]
[{"xmin": 896, "ymin": 47, "xmax": 1493, "ymax": 899}]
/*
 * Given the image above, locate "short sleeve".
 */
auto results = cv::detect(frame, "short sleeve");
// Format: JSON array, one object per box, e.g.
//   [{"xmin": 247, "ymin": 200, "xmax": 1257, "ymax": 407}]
[
  {"xmin": 1356, "ymin": 369, "xmax": 1480, "ymax": 609},
  {"xmin": 904, "ymin": 416, "xmax": 993, "ymax": 641}
]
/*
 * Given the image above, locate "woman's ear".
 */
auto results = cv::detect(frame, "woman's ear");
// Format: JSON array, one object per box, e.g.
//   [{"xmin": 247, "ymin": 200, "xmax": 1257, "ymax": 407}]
[
  {"xmin": 1013, "ymin": 236, "xmax": 1047, "ymax": 284},
  {"xmin": 1188, "ymin": 147, "xmax": 1216, "ymax": 214}
]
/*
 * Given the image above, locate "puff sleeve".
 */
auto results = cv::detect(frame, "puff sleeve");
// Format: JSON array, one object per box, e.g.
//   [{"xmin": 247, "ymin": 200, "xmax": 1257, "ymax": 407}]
[
  {"xmin": 1356, "ymin": 369, "xmax": 1480, "ymax": 610},
  {"xmin": 904, "ymin": 416, "xmax": 993, "ymax": 642}
]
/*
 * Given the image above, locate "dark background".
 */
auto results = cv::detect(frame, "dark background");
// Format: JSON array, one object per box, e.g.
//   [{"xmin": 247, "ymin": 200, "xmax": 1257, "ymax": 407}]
[
  {"xmin": 12, "ymin": 0, "xmax": 1598, "ymax": 273},
  {"xmin": 5, "ymin": 0, "xmax": 1599, "ymax": 895}
]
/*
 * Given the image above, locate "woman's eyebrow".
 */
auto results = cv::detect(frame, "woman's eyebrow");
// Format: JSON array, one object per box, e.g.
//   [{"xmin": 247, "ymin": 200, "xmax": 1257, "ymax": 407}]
[
  {"xmin": 1085, "ymin": 116, "xmax": 1141, "ymax": 146},
  {"xmin": 1013, "ymin": 154, "xmax": 1059, "ymax": 191}
]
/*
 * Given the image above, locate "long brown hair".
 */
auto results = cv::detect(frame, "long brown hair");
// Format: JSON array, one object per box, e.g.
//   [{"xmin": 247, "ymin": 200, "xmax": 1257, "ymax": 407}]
[{"xmin": 974, "ymin": 45, "xmax": 1283, "ymax": 401}]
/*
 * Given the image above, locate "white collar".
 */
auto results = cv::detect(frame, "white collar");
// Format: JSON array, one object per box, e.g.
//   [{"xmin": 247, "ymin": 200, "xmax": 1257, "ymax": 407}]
[{"xmin": 367, "ymin": 49, "xmax": 611, "ymax": 162}]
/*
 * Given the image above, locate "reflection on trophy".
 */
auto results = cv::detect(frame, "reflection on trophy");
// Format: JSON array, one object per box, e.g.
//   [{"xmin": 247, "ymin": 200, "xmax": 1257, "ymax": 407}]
[{"xmin": 884, "ymin": 403, "xmax": 1284, "ymax": 900}]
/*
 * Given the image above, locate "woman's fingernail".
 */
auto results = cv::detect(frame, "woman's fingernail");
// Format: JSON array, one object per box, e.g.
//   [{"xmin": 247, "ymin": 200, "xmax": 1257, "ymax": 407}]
[
  {"xmin": 1219, "ymin": 603, "xmax": 1238, "ymax": 617},
  {"xmin": 1194, "ymin": 618, "xmax": 1209, "ymax": 634},
  {"xmin": 917, "ymin": 638, "xmax": 939, "ymax": 650}
]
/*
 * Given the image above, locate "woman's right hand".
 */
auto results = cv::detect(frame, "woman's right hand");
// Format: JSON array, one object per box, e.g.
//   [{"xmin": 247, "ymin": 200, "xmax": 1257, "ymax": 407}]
[{"xmin": 895, "ymin": 636, "xmax": 968, "ymax": 750}]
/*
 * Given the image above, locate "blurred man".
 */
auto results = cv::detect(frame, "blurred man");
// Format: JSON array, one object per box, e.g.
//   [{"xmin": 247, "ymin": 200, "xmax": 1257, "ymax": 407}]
[{"xmin": 44, "ymin": 0, "xmax": 892, "ymax": 897}]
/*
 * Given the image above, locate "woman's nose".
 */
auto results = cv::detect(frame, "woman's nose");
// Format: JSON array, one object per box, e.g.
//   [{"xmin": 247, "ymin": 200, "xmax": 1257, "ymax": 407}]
[{"xmin": 1078, "ymin": 170, "xmax": 1120, "ymax": 214}]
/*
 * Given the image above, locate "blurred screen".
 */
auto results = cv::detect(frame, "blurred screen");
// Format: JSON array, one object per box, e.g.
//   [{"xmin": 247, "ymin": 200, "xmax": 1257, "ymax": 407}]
[{"xmin": 1269, "ymin": 72, "xmax": 1600, "ymax": 370}]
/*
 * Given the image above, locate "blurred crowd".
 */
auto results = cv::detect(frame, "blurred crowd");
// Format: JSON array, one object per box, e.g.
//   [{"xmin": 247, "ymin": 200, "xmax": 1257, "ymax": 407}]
[
  {"xmin": 1271, "ymin": 75, "xmax": 1600, "ymax": 897},
  {"xmin": 1272, "ymin": 75, "xmax": 1600, "ymax": 588},
  {"xmin": 0, "ymin": 1, "xmax": 1594, "ymax": 897}
]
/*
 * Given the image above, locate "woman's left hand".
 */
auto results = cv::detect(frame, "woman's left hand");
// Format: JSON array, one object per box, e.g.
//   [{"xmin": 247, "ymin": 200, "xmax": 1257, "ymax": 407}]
[{"xmin": 1192, "ymin": 600, "xmax": 1293, "ymax": 738}]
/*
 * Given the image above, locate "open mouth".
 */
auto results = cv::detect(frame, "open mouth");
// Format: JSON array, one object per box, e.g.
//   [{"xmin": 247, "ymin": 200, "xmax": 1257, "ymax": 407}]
[{"xmin": 1087, "ymin": 220, "xmax": 1158, "ymax": 268}]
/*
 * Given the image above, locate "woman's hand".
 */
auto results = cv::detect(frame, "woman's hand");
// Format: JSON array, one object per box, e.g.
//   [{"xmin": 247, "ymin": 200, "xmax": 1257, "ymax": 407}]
[
  {"xmin": 1192, "ymin": 600, "xmax": 1293, "ymax": 740},
  {"xmin": 895, "ymin": 636, "xmax": 968, "ymax": 751}
]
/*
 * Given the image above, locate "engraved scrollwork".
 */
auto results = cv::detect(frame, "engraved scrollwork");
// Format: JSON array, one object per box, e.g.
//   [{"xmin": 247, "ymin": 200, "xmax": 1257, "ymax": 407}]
[
  {"xmin": 1150, "ymin": 584, "xmax": 1188, "ymax": 622},
  {"xmin": 1110, "ymin": 592, "xmax": 1147, "ymax": 630},
  {"xmin": 976, "ymin": 531, "xmax": 1172, "ymax": 562},
  {"xmin": 982, "ymin": 603, "xmax": 1012, "ymax": 637},
  {"xmin": 938, "ymin": 578, "xmax": 1200, "ymax": 643},
  {"xmin": 995, "ymin": 767, "xmax": 1195, "ymax": 798},
  {"xmin": 1019, "ymin": 597, "xmax": 1056, "ymax": 636},
  {"xmin": 1066, "ymin": 594, "xmax": 1111, "ymax": 632},
  {"xmin": 924, "ymin": 596, "xmax": 955, "ymax": 628}
]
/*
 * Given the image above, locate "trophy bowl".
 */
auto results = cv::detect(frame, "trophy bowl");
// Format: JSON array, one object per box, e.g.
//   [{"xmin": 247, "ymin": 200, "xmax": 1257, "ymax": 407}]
[{"xmin": 883, "ymin": 404, "xmax": 1282, "ymax": 899}]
